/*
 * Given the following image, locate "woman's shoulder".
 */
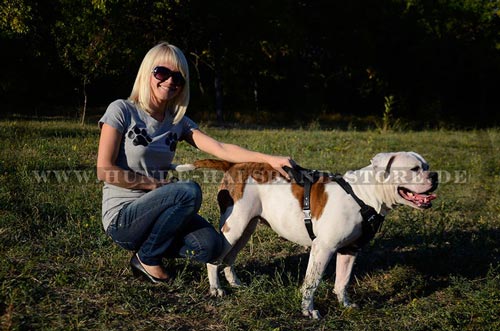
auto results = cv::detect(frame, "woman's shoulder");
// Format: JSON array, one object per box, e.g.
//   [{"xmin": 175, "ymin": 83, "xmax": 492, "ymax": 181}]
[
  {"xmin": 178, "ymin": 114, "xmax": 198, "ymax": 126},
  {"xmin": 99, "ymin": 99, "xmax": 138, "ymax": 131},
  {"xmin": 106, "ymin": 99, "xmax": 142, "ymax": 119}
]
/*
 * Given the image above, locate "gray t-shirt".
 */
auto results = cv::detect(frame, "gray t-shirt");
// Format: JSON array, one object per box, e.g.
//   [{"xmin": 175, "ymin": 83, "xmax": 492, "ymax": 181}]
[{"xmin": 98, "ymin": 99, "xmax": 199, "ymax": 230}]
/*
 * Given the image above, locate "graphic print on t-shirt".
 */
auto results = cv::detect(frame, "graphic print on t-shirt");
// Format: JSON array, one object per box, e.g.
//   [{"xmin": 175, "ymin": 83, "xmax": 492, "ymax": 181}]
[
  {"xmin": 165, "ymin": 132, "xmax": 178, "ymax": 152},
  {"xmin": 127, "ymin": 125, "xmax": 153, "ymax": 146}
]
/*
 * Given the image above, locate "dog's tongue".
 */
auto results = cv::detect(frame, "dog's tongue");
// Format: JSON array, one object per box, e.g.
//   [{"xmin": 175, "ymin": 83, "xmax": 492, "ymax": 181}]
[
  {"xmin": 414, "ymin": 192, "xmax": 437, "ymax": 205},
  {"xmin": 401, "ymin": 188, "xmax": 437, "ymax": 206}
]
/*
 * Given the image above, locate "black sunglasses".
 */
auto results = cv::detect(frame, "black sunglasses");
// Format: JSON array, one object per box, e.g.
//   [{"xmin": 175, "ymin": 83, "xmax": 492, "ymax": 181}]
[{"xmin": 152, "ymin": 66, "xmax": 185, "ymax": 86}]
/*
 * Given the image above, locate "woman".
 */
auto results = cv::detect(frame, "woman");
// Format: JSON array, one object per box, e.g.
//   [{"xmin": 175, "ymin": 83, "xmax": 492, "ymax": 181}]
[{"xmin": 97, "ymin": 42, "xmax": 291, "ymax": 283}]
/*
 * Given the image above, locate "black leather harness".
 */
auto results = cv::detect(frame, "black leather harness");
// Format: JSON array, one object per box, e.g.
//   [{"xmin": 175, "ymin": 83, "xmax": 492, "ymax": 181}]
[{"xmin": 284, "ymin": 165, "xmax": 385, "ymax": 249}]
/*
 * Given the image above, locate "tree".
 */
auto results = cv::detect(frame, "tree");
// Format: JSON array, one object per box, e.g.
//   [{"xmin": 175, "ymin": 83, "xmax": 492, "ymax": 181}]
[{"xmin": 51, "ymin": 0, "xmax": 116, "ymax": 124}]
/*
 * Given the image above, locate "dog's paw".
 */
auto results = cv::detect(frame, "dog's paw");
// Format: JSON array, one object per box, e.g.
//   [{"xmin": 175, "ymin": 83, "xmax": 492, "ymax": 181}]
[
  {"xmin": 302, "ymin": 309, "xmax": 322, "ymax": 319},
  {"xmin": 339, "ymin": 297, "xmax": 358, "ymax": 309},
  {"xmin": 209, "ymin": 287, "xmax": 225, "ymax": 297},
  {"xmin": 228, "ymin": 279, "xmax": 242, "ymax": 288},
  {"xmin": 335, "ymin": 291, "xmax": 358, "ymax": 308},
  {"xmin": 225, "ymin": 274, "xmax": 242, "ymax": 288}
]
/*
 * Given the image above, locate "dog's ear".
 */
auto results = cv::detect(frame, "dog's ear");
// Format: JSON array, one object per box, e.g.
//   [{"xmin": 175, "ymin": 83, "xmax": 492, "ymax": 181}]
[{"xmin": 371, "ymin": 152, "xmax": 397, "ymax": 177}]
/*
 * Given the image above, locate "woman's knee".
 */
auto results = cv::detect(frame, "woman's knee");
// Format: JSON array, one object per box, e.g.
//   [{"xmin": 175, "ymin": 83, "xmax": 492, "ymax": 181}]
[
  {"xmin": 183, "ymin": 227, "xmax": 223, "ymax": 263},
  {"xmin": 177, "ymin": 181, "xmax": 202, "ymax": 210}
]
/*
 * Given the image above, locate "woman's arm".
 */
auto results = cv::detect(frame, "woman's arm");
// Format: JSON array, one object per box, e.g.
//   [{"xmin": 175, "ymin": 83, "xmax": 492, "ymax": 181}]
[
  {"xmin": 190, "ymin": 129, "xmax": 292, "ymax": 178},
  {"xmin": 96, "ymin": 123, "xmax": 167, "ymax": 190}
]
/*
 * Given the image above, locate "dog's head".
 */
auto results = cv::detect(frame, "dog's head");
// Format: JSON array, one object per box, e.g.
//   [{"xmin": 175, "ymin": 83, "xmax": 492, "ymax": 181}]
[{"xmin": 371, "ymin": 152, "xmax": 438, "ymax": 209}]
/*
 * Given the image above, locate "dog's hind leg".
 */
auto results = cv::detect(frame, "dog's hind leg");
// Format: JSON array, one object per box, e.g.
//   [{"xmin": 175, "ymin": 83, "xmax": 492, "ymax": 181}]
[
  {"xmin": 333, "ymin": 250, "xmax": 358, "ymax": 307},
  {"xmin": 207, "ymin": 210, "xmax": 259, "ymax": 296},
  {"xmin": 222, "ymin": 217, "xmax": 259, "ymax": 287}
]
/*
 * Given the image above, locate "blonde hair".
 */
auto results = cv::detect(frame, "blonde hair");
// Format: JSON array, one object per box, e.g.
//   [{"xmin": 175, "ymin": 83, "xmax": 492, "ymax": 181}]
[{"xmin": 129, "ymin": 42, "xmax": 190, "ymax": 124}]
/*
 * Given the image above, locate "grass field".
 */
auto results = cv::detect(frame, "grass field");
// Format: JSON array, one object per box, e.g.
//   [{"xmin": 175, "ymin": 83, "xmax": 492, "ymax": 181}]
[{"xmin": 0, "ymin": 120, "xmax": 499, "ymax": 330}]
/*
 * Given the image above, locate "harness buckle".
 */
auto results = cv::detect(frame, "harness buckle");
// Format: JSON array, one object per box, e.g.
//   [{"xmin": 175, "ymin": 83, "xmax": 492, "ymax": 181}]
[{"xmin": 303, "ymin": 209, "xmax": 311, "ymax": 219}]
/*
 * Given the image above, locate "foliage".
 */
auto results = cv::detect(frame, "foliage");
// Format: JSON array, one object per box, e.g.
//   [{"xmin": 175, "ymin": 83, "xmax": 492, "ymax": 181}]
[
  {"xmin": 0, "ymin": 0, "xmax": 32, "ymax": 36},
  {"xmin": 1, "ymin": 120, "xmax": 499, "ymax": 330},
  {"xmin": 1, "ymin": 1, "xmax": 499, "ymax": 126},
  {"xmin": 375, "ymin": 95, "xmax": 405, "ymax": 132}
]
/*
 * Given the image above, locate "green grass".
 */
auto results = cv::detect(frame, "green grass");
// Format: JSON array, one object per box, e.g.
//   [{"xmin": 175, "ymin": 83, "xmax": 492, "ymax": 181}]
[{"xmin": 1, "ymin": 120, "xmax": 499, "ymax": 330}]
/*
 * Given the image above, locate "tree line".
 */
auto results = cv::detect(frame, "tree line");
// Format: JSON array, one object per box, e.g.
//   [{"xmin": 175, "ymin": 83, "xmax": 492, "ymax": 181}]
[{"xmin": 1, "ymin": 0, "xmax": 499, "ymax": 127}]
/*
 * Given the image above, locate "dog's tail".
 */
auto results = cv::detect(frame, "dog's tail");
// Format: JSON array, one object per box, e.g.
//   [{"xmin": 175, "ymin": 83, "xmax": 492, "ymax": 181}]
[{"xmin": 171, "ymin": 159, "xmax": 234, "ymax": 172}]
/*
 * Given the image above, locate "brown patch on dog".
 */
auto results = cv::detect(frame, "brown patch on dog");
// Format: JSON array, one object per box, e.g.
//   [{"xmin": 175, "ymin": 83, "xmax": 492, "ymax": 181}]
[
  {"xmin": 247, "ymin": 163, "xmax": 279, "ymax": 183},
  {"xmin": 217, "ymin": 162, "xmax": 279, "ymax": 202},
  {"xmin": 193, "ymin": 160, "xmax": 279, "ymax": 202},
  {"xmin": 221, "ymin": 222, "xmax": 230, "ymax": 233},
  {"xmin": 291, "ymin": 176, "xmax": 330, "ymax": 220}
]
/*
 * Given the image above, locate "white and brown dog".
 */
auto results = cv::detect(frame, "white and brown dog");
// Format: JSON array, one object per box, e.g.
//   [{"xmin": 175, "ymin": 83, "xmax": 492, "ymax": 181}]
[{"xmin": 178, "ymin": 152, "xmax": 438, "ymax": 318}]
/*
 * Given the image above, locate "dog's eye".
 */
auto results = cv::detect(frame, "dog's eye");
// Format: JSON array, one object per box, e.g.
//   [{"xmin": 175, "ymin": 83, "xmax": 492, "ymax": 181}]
[{"xmin": 411, "ymin": 166, "xmax": 420, "ymax": 172}]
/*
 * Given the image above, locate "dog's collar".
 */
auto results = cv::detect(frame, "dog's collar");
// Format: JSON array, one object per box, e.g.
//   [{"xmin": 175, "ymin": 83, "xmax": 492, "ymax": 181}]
[{"xmin": 283, "ymin": 165, "xmax": 385, "ymax": 247}]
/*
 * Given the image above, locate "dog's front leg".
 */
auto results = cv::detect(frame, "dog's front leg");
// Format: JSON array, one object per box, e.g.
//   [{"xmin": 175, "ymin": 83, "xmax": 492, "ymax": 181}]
[
  {"xmin": 207, "ymin": 217, "xmax": 258, "ymax": 296},
  {"xmin": 301, "ymin": 243, "xmax": 335, "ymax": 319},
  {"xmin": 207, "ymin": 238, "xmax": 234, "ymax": 297},
  {"xmin": 207, "ymin": 263, "xmax": 225, "ymax": 297},
  {"xmin": 334, "ymin": 250, "xmax": 358, "ymax": 308}
]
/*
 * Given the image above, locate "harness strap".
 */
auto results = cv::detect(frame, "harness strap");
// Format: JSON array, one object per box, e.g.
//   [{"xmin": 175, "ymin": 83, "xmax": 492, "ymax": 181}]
[
  {"xmin": 303, "ymin": 179, "xmax": 316, "ymax": 240},
  {"xmin": 283, "ymin": 165, "xmax": 319, "ymax": 240},
  {"xmin": 330, "ymin": 174, "xmax": 385, "ymax": 248},
  {"xmin": 330, "ymin": 174, "xmax": 366, "ymax": 207},
  {"xmin": 283, "ymin": 165, "xmax": 385, "ymax": 246}
]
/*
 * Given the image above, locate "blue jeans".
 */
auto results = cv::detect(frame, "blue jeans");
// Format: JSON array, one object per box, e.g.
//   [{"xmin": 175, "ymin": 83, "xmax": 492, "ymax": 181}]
[{"xmin": 106, "ymin": 181, "xmax": 223, "ymax": 266}]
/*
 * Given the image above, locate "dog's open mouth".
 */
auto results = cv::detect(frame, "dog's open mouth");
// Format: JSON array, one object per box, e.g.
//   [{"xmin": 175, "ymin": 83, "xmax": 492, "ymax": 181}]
[{"xmin": 398, "ymin": 187, "xmax": 437, "ymax": 208}]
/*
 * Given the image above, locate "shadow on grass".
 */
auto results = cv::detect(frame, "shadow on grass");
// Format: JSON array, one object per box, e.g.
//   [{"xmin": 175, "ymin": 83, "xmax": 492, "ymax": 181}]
[
  {"xmin": 222, "ymin": 227, "xmax": 499, "ymax": 301},
  {"xmin": 358, "ymin": 228, "xmax": 500, "ymax": 280}
]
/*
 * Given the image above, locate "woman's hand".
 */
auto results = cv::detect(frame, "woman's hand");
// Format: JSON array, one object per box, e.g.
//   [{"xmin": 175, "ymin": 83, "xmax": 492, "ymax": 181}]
[{"xmin": 262, "ymin": 155, "xmax": 293, "ymax": 180}]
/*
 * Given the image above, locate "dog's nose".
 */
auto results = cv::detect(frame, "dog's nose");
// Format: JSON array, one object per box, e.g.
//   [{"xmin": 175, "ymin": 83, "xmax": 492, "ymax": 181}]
[
  {"xmin": 429, "ymin": 172, "xmax": 438, "ymax": 182},
  {"xmin": 429, "ymin": 172, "xmax": 439, "ymax": 190}
]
